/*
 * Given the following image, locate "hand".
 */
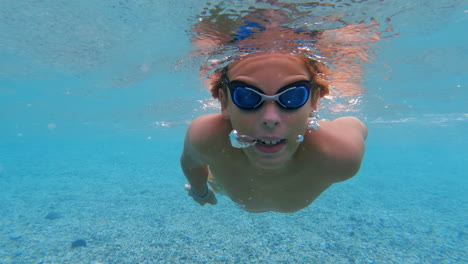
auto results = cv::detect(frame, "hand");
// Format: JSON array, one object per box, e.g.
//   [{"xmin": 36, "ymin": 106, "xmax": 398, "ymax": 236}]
[{"xmin": 184, "ymin": 184, "xmax": 218, "ymax": 206}]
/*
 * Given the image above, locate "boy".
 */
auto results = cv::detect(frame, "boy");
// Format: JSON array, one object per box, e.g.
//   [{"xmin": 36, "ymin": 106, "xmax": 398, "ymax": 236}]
[{"xmin": 180, "ymin": 52, "xmax": 367, "ymax": 213}]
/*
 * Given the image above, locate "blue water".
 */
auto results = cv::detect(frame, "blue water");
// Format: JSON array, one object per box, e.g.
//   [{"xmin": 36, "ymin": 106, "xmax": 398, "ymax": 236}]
[{"xmin": 1, "ymin": 1, "xmax": 467, "ymax": 263}]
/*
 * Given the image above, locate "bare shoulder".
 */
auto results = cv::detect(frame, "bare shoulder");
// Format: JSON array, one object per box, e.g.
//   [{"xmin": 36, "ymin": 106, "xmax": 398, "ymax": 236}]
[
  {"xmin": 185, "ymin": 113, "xmax": 231, "ymax": 154},
  {"xmin": 331, "ymin": 116, "xmax": 368, "ymax": 140},
  {"xmin": 306, "ymin": 116, "xmax": 367, "ymax": 182}
]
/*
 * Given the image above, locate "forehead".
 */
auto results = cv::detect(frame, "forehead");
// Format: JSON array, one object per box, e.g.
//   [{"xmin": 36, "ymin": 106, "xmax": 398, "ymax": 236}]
[{"xmin": 227, "ymin": 53, "xmax": 310, "ymax": 81}]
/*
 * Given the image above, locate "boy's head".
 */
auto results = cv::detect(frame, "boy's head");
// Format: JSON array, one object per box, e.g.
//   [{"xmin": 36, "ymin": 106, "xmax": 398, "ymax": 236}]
[{"xmin": 210, "ymin": 52, "xmax": 330, "ymax": 169}]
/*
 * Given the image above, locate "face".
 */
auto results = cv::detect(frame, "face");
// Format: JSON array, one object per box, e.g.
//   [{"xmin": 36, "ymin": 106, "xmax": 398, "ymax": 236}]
[{"xmin": 220, "ymin": 53, "xmax": 318, "ymax": 170}]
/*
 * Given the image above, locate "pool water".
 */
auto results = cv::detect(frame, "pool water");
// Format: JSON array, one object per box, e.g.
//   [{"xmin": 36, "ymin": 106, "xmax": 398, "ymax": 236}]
[{"xmin": 0, "ymin": 1, "xmax": 466, "ymax": 263}]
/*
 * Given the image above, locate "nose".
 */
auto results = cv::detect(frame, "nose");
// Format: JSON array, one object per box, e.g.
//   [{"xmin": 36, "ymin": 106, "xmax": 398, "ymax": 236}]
[{"xmin": 261, "ymin": 101, "xmax": 280, "ymax": 129}]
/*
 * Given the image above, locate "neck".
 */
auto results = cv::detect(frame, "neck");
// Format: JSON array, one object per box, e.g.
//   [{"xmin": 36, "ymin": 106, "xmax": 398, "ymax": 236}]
[{"xmin": 250, "ymin": 158, "xmax": 297, "ymax": 178}]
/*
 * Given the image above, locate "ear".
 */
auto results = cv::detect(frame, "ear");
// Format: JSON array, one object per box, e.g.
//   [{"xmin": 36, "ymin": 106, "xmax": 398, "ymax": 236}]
[
  {"xmin": 219, "ymin": 89, "xmax": 230, "ymax": 120},
  {"xmin": 309, "ymin": 88, "xmax": 320, "ymax": 111}
]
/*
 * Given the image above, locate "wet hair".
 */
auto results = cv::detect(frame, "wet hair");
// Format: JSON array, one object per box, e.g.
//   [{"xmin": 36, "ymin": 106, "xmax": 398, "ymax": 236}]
[
  {"xmin": 208, "ymin": 54, "xmax": 331, "ymax": 101},
  {"xmin": 190, "ymin": 2, "xmax": 392, "ymax": 105}
]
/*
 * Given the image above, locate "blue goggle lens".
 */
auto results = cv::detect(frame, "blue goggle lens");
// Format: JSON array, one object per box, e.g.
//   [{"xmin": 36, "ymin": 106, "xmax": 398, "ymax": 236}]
[
  {"xmin": 232, "ymin": 88, "xmax": 262, "ymax": 109},
  {"xmin": 279, "ymin": 86, "xmax": 308, "ymax": 108}
]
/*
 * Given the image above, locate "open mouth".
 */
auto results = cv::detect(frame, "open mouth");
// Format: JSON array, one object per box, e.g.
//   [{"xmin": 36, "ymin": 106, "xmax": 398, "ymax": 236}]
[{"xmin": 255, "ymin": 138, "xmax": 287, "ymax": 153}]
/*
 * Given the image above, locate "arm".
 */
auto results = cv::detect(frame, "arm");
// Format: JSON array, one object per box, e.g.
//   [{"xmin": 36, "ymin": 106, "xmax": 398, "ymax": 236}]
[
  {"xmin": 180, "ymin": 139, "xmax": 210, "ymax": 196},
  {"xmin": 180, "ymin": 116, "xmax": 218, "ymax": 205}
]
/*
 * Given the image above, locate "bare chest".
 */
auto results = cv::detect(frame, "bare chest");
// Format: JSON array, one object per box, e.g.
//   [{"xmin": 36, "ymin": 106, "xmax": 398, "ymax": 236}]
[{"xmin": 208, "ymin": 158, "xmax": 332, "ymax": 213}]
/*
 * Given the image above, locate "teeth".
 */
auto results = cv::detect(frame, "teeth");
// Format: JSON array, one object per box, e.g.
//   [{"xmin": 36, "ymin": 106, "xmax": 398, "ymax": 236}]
[{"xmin": 261, "ymin": 139, "xmax": 282, "ymax": 145}]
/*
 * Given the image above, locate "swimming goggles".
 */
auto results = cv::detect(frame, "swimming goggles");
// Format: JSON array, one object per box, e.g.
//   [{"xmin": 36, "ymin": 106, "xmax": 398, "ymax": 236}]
[{"xmin": 223, "ymin": 76, "xmax": 313, "ymax": 111}]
